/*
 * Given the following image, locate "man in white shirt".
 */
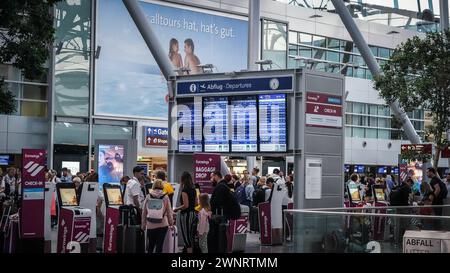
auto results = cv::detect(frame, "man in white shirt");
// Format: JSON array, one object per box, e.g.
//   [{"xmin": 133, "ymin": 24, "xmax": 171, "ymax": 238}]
[
  {"xmin": 124, "ymin": 166, "xmax": 145, "ymax": 209},
  {"xmin": 1, "ymin": 167, "xmax": 16, "ymax": 196}
]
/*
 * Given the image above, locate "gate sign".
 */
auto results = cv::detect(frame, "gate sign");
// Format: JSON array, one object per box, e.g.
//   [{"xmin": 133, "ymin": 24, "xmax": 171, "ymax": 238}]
[
  {"xmin": 194, "ymin": 153, "xmax": 221, "ymax": 194},
  {"xmin": 400, "ymin": 144, "xmax": 432, "ymax": 155},
  {"xmin": 305, "ymin": 92, "xmax": 343, "ymax": 129},
  {"xmin": 144, "ymin": 127, "xmax": 168, "ymax": 147},
  {"xmin": 21, "ymin": 149, "xmax": 46, "ymax": 239}
]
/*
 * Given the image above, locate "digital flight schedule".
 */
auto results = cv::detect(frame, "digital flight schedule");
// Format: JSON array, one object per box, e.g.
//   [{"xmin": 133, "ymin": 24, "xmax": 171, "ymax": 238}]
[
  {"xmin": 177, "ymin": 99, "xmax": 202, "ymax": 152},
  {"xmin": 203, "ymin": 96, "xmax": 229, "ymax": 152},
  {"xmin": 230, "ymin": 96, "xmax": 257, "ymax": 152},
  {"xmin": 258, "ymin": 94, "xmax": 287, "ymax": 152}
]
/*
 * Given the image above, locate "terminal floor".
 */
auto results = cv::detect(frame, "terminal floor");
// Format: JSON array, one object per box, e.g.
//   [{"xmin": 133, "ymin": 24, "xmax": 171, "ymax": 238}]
[{"xmin": 49, "ymin": 228, "xmax": 292, "ymax": 253}]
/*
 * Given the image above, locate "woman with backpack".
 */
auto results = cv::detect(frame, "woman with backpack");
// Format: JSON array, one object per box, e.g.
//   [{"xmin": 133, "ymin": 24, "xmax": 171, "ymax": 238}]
[
  {"xmin": 174, "ymin": 172, "xmax": 198, "ymax": 253},
  {"xmin": 141, "ymin": 179, "xmax": 174, "ymax": 253}
]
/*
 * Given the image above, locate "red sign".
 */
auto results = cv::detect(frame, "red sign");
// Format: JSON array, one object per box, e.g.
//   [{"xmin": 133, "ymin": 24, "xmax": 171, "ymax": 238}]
[
  {"xmin": 21, "ymin": 149, "xmax": 46, "ymax": 239},
  {"xmin": 104, "ymin": 207, "xmax": 119, "ymax": 253},
  {"xmin": 259, "ymin": 202, "xmax": 272, "ymax": 245},
  {"xmin": 441, "ymin": 146, "xmax": 450, "ymax": 158},
  {"xmin": 305, "ymin": 92, "xmax": 343, "ymax": 129},
  {"xmin": 400, "ymin": 144, "xmax": 432, "ymax": 155},
  {"xmin": 194, "ymin": 153, "xmax": 221, "ymax": 194},
  {"xmin": 306, "ymin": 103, "xmax": 342, "ymax": 116}
]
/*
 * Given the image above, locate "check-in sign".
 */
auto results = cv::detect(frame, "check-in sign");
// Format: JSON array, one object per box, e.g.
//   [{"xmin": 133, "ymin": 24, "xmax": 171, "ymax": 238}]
[
  {"xmin": 306, "ymin": 92, "xmax": 343, "ymax": 129},
  {"xmin": 144, "ymin": 127, "xmax": 168, "ymax": 147}
]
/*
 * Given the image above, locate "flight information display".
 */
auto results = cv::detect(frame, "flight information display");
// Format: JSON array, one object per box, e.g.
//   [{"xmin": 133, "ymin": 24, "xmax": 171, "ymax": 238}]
[
  {"xmin": 177, "ymin": 99, "xmax": 202, "ymax": 152},
  {"xmin": 258, "ymin": 94, "xmax": 287, "ymax": 152},
  {"xmin": 230, "ymin": 96, "xmax": 257, "ymax": 152},
  {"xmin": 203, "ymin": 97, "xmax": 229, "ymax": 152}
]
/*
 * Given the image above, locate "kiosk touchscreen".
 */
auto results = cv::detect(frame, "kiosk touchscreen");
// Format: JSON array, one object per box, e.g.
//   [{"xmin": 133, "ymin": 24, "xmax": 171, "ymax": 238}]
[
  {"xmin": 373, "ymin": 185, "xmax": 386, "ymax": 202},
  {"xmin": 103, "ymin": 183, "xmax": 124, "ymax": 253},
  {"xmin": 347, "ymin": 183, "xmax": 362, "ymax": 205},
  {"xmin": 56, "ymin": 183, "xmax": 92, "ymax": 253}
]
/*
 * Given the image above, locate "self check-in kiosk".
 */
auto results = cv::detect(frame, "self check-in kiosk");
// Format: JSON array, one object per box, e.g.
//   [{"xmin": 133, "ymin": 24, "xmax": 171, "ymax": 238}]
[
  {"xmin": 102, "ymin": 183, "xmax": 123, "ymax": 253},
  {"xmin": 79, "ymin": 182, "xmax": 99, "ymax": 252},
  {"xmin": 44, "ymin": 182, "xmax": 55, "ymax": 253},
  {"xmin": 56, "ymin": 183, "xmax": 92, "ymax": 253},
  {"xmin": 259, "ymin": 182, "xmax": 287, "ymax": 245},
  {"xmin": 371, "ymin": 184, "xmax": 388, "ymax": 240},
  {"xmin": 347, "ymin": 183, "xmax": 363, "ymax": 207}
]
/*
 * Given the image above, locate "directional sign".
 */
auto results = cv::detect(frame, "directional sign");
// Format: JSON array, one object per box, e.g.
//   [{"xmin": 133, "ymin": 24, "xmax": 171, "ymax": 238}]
[
  {"xmin": 176, "ymin": 75, "xmax": 293, "ymax": 96},
  {"xmin": 400, "ymin": 144, "xmax": 432, "ymax": 155},
  {"xmin": 144, "ymin": 127, "xmax": 168, "ymax": 147}
]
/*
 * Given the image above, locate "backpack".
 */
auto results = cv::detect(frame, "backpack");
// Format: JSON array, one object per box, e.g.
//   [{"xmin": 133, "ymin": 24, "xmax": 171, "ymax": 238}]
[
  {"xmin": 146, "ymin": 194, "xmax": 166, "ymax": 223},
  {"xmin": 252, "ymin": 187, "xmax": 267, "ymax": 207},
  {"xmin": 235, "ymin": 185, "xmax": 249, "ymax": 206}
]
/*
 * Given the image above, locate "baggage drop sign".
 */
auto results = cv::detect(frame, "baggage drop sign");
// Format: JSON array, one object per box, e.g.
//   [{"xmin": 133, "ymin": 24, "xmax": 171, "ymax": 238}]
[{"xmin": 194, "ymin": 153, "xmax": 221, "ymax": 194}]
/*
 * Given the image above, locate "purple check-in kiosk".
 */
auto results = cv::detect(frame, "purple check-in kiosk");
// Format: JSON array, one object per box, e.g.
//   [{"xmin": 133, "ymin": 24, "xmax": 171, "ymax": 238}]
[
  {"xmin": 259, "ymin": 182, "xmax": 286, "ymax": 246},
  {"xmin": 102, "ymin": 183, "xmax": 123, "ymax": 253},
  {"xmin": 56, "ymin": 183, "xmax": 92, "ymax": 253}
]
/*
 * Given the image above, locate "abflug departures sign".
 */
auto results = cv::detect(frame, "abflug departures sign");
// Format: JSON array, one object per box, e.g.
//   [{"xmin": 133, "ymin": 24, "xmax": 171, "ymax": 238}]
[{"xmin": 173, "ymin": 74, "xmax": 292, "ymax": 153}]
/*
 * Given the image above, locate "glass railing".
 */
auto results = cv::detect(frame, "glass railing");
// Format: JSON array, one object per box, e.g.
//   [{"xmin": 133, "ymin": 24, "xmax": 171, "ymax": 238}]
[{"xmin": 284, "ymin": 205, "xmax": 450, "ymax": 253}]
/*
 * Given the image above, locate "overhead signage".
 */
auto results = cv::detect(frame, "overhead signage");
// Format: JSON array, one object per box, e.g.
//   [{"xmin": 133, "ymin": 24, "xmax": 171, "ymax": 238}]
[
  {"xmin": 230, "ymin": 96, "xmax": 257, "ymax": 152},
  {"xmin": 177, "ymin": 76, "xmax": 293, "ymax": 95},
  {"xmin": 176, "ymin": 100, "xmax": 203, "ymax": 152},
  {"xmin": 259, "ymin": 94, "xmax": 287, "ymax": 152},
  {"xmin": 203, "ymin": 97, "xmax": 229, "ymax": 152},
  {"xmin": 306, "ymin": 92, "xmax": 343, "ymax": 129},
  {"xmin": 400, "ymin": 144, "xmax": 432, "ymax": 155},
  {"xmin": 144, "ymin": 126, "xmax": 168, "ymax": 147}
]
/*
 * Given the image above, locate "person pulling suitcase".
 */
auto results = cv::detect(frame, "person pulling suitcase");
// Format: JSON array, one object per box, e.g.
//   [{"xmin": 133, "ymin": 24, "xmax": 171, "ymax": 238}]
[{"xmin": 141, "ymin": 179, "xmax": 174, "ymax": 253}]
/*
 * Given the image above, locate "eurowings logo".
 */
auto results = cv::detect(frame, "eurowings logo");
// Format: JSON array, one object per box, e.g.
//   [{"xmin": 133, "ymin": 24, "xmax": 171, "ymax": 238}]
[
  {"xmin": 74, "ymin": 231, "xmax": 90, "ymax": 243},
  {"xmin": 23, "ymin": 161, "xmax": 44, "ymax": 177}
]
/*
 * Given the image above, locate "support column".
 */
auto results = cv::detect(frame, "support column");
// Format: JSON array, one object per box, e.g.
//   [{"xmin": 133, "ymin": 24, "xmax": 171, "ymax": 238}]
[
  {"xmin": 330, "ymin": 0, "xmax": 421, "ymax": 144},
  {"xmin": 248, "ymin": 0, "xmax": 261, "ymax": 71}
]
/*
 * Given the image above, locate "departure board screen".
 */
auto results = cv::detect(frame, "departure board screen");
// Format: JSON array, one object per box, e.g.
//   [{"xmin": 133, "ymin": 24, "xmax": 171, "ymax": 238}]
[
  {"xmin": 258, "ymin": 94, "xmax": 287, "ymax": 152},
  {"xmin": 230, "ymin": 96, "xmax": 257, "ymax": 152},
  {"xmin": 203, "ymin": 97, "xmax": 229, "ymax": 152},
  {"xmin": 177, "ymin": 99, "xmax": 202, "ymax": 152}
]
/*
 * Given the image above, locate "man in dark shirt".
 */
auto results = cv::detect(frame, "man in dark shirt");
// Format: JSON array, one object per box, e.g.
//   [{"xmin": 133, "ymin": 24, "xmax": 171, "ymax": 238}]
[
  {"xmin": 427, "ymin": 167, "xmax": 444, "ymax": 216},
  {"xmin": 210, "ymin": 171, "xmax": 230, "ymax": 214}
]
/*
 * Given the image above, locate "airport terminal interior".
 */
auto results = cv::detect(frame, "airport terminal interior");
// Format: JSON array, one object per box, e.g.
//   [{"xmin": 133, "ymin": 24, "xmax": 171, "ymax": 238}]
[{"xmin": 0, "ymin": 0, "xmax": 450, "ymax": 255}]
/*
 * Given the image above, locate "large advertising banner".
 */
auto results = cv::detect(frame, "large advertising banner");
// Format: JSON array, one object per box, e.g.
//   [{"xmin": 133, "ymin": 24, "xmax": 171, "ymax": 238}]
[
  {"xmin": 96, "ymin": 0, "xmax": 248, "ymax": 118},
  {"xmin": 98, "ymin": 144, "xmax": 124, "ymax": 185},
  {"xmin": 194, "ymin": 153, "xmax": 221, "ymax": 194},
  {"xmin": 21, "ymin": 149, "xmax": 46, "ymax": 239}
]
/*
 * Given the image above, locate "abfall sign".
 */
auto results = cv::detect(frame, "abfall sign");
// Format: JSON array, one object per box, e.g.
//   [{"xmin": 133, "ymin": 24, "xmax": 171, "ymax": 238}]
[{"xmin": 21, "ymin": 149, "xmax": 46, "ymax": 239}]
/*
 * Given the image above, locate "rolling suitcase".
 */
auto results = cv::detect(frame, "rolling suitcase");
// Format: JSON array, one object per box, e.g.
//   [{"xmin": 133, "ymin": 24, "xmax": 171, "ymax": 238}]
[
  {"xmin": 208, "ymin": 214, "xmax": 229, "ymax": 253},
  {"xmin": 3, "ymin": 219, "xmax": 19, "ymax": 253},
  {"xmin": 162, "ymin": 226, "xmax": 178, "ymax": 253},
  {"xmin": 249, "ymin": 206, "xmax": 259, "ymax": 232},
  {"xmin": 117, "ymin": 205, "xmax": 145, "ymax": 253}
]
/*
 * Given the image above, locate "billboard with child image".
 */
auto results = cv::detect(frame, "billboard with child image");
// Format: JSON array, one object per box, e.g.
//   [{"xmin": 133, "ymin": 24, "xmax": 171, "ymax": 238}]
[{"xmin": 95, "ymin": 0, "xmax": 248, "ymax": 118}]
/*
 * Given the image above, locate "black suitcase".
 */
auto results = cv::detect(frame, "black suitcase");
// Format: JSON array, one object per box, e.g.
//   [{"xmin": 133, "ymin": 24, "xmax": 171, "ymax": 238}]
[
  {"xmin": 249, "ymin": 206, "xmax": 259, "ymax": 232},
  {"xmin": 116, "ymin": 205, "xmax": 145, "ymax": 253},
  {"xmin": 207, "ymin": 214, "xmax": 228, "ymax": 253}
]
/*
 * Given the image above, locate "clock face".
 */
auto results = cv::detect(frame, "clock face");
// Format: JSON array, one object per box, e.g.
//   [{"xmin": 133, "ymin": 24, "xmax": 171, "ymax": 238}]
[{"xmin": 270, "ymin": 78, "xmax": 280, "ymax": 90}]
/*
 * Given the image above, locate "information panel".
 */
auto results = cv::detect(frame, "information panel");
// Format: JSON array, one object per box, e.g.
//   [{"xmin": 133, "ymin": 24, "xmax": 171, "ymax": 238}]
[
  {"xmin": 230, "ymin": 96, "xmax": 257, "ymax": 152},
  {"xmin": 203, "ymin": 97, "xmax": 229, "ymax": 152},
  {"xmin": 258, "ymin": 94, "xmax": 287, "ymax": 152},
  {"xmin": 177, "ymin": 100, "xmax": 202, "ymax": 152}
]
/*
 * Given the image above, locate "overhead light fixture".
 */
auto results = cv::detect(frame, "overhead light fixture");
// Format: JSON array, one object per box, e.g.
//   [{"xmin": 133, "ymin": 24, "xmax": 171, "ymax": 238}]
[
  {"xmin": 309, "ymin": 14, "xmax": 323, "ymax": 18},
  {"xmin": 63, "ymin": 122, "xmax": 72, "ymax": 128},
  {"xmin": 122, "ymin": 128, "xmax": 130, "ymax": 133},
  {"xmin": 197, "ymin": 64, "xmax": 214, "ymax": 73},
  {"xmin": 174, "ymin": 67, "xmax": 191, "ymax": 74},
  {"xmin": 255, "ymin": 59, "xmax": 273, "ymax": 65}
]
